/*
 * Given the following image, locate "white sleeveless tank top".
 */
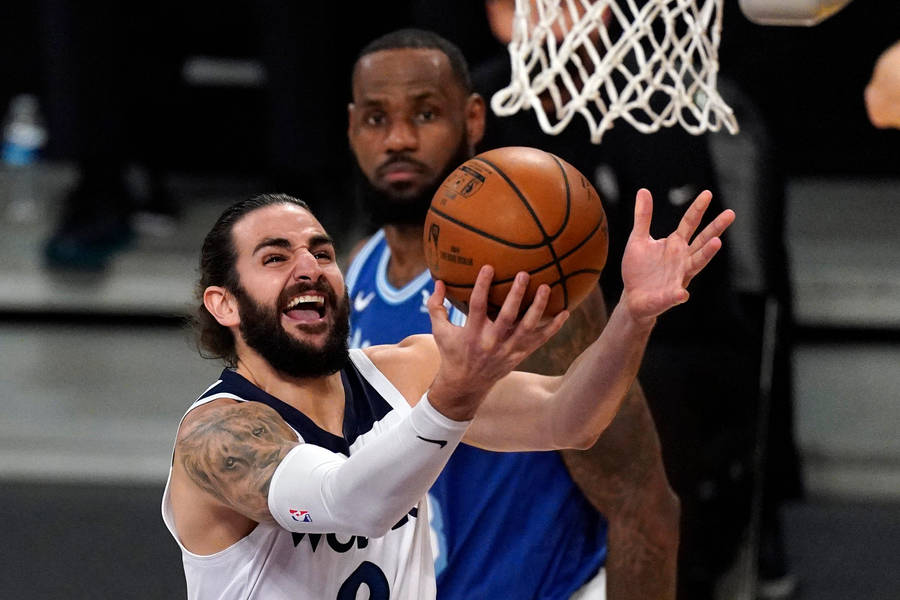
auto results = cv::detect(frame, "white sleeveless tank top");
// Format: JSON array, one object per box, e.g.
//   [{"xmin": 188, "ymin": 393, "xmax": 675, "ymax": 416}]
[{"xmin": 161, "ymin": 349, "xmax": 436, "ymax": 600}]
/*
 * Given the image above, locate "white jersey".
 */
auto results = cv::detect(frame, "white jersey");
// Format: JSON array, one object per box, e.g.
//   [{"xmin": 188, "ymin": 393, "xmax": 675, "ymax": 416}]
[{"xmin": 161, "ymin": 349, "xmax": 436, "ymax": 600}]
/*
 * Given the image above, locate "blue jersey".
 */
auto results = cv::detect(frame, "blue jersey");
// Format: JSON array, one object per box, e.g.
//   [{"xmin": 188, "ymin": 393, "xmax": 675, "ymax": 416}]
[{"xmin": 346, "ymin": 230, "xmax": 607, "ymax": 599}]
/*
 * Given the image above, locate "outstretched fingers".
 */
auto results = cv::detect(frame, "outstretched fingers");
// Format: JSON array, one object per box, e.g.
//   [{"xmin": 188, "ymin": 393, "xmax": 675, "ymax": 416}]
[
  {"xmin": 518, "ymin": 280, "xmax": 551, "ymax": 329},
  {"xmin": 630, "ymin": 188, "xmax": 654, "ymax": 241},
  {"xmin": 466, "ymin": 265, "xmax": 494, "ymax": 329},
  {"xmin": 494, "ymin": 271, "xmax": 530, "ymax": 334},
  {"xmin": 675, "ymin": 190, "xmax": 713, "ymax": 242},
  {"xmin": 509, "ymin": 283, "xmax": 569, "ymax": 348},
  {"xmin": 427, "ymin": 280, "xmax": 452, "ymax": 336},
  {"xmin": 489, "ymin": 272, "xmax": 565, "ymax": 354},
  {"xmin": 687, "ymin": 236, "xmax": 723, "ymax": 280},
  {"xmin": 688, "ymin": 207, "xmax": 735, "ymax": 253},
  {"xmin": 685, "ymin": 207, "xmax": 735, "ymax": 280},
  {"xmin": 531, "ymin": 303, "xmax": 570, "ymax": 343}
]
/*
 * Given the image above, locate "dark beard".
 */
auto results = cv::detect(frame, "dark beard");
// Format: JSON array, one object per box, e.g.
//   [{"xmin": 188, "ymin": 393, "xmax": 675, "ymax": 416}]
[
  {"xmin": 233, "ymin": 281, "xmax": 350, "ymax": 379},
  {"xmin": 355, "ymin": 135, "xmax": 473, "ymax": 228}
]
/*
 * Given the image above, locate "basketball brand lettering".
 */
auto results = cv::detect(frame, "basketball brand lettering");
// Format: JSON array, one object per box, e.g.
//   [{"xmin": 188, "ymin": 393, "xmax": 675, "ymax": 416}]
[{"xmin": 439, "ymin": 250, "xmax": 473, "ymax": 266}]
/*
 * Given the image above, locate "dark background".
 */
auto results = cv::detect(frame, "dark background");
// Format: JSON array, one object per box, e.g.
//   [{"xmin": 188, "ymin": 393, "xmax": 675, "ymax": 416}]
[
  {"xmin": 2, "ymin": 0, "xmax": 897, "ymax": 177},
  {"xmin": 0, "ymin": 2, "xmax": 898, "ymax": 599}
]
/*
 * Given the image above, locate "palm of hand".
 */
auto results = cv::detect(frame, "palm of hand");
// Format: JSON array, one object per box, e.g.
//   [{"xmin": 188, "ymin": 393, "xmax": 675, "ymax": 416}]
[
  {"xmin": 622, "ymin": 231, "xmax": 692, "ymax": 321},
  {"xmin": 431, "ymin": 321, "xmax": 528, "ymax": 397},
  {"xmin": 427, "ymin": 268, "xmax": 568, "ymax": 405},
  {"xmin": 621, "ymin": 188, "xmax": 734, "ymax": 323}
]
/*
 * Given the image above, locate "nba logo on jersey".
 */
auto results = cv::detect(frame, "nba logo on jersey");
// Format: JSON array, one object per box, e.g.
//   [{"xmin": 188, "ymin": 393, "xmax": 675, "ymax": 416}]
[{"xmin": 289, "ymin": 509, "xmax": 312, "ymax": 523}]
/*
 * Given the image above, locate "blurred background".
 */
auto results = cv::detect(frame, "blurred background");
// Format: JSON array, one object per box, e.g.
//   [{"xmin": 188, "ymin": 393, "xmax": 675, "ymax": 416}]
[{"xmin": 0, "ymin": 1, "xmax": 897, "ymax": 599}]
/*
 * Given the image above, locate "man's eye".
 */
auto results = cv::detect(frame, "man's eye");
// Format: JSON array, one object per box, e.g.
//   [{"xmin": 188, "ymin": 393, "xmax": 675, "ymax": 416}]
[
  {"xmin": 366, "ymin": 113, "xmax": 385, "ymax": 126},
  {"xmin": 263, "ymin": 255, "xmax": 286, "ymax": 265},
  {"xmin": 417, "ymin": 110, "xmax": 436, "ymax": 122},
  {"xmin": 314, "ymin": 251, "xmax": 333, "ymax": 261}
]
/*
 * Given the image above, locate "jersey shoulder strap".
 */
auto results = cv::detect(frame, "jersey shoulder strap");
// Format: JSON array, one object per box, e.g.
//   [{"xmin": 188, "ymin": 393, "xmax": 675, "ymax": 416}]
[{"xmin": 345, "ymin": 229, "xmax": 387, "ymax": 294}]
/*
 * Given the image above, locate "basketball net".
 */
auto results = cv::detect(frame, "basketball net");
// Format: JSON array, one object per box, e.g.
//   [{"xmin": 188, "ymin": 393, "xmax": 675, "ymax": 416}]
[{"xmin": 491, "ymin": 0, "xmax": 739, "ymax": 143}]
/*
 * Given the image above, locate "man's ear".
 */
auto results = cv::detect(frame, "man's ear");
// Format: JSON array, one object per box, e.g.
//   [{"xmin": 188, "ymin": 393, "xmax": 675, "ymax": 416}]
[
  {"xmin": 203, "ymin": 286, "xmax": 240, "ymax": 327},
  {"xmin": 465, "ymin": 93, "xmax": 487, "ymax": 150}
]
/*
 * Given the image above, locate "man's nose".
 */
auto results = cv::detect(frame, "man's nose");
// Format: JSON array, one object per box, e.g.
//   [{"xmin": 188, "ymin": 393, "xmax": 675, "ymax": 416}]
[
  {"xmin": 385, "ymin": 118, "xmax": 418, "ymax": 152},
  {"xmin": 291, "ymin": 251, "xmax": 322, "ymax": 281}
]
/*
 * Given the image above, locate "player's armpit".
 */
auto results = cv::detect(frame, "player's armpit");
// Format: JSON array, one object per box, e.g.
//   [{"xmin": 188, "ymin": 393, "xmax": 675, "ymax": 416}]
[{"xmin": 176, "ymin": 401, "xmax": 299, "ymax": 523}]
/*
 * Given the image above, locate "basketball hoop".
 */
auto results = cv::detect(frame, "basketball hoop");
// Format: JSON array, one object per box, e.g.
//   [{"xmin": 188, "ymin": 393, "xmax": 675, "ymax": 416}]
[{"xmin": 491, "ymin": 0, "xmax": 739, "ymax": 143}]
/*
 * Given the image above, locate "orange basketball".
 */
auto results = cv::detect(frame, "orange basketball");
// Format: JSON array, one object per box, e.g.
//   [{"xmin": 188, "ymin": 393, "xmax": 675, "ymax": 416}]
[{"xmin": 424, "ymin": 146, "xmax": 608, "ymax": 318}]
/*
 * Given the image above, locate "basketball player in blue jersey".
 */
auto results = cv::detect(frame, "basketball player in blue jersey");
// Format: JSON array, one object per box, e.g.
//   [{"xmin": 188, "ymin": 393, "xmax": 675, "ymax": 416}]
[
  {"xmin": 346, "ymin": 29, "xmax": 680, "ymax": 599},
  {"xmin": 162, "ymin": 184, "xmax": 732, "ymax": 599}
]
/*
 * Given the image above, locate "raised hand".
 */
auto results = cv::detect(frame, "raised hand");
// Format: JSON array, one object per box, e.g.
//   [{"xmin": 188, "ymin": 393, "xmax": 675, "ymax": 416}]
[
  {"xmin": 621, "ymin": 188, "xmax": 735, "ymax": 324},
  {"xmin": 425, "ymin": 265, "xmax": 569, "ymax": 420}
]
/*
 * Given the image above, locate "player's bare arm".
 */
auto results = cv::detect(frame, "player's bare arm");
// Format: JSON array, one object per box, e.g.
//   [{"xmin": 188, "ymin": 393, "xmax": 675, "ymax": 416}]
[
  {"xmin": 443, "ymin": 189, "xmax": 734, "ymax": 452},
  {"xmin": 534, "ymin": 289, "xmax": 678, "ymax": 598},
  {"xmin": 174, "ymin": 394, "xmax": 465, "ymax": 543},
  {"xmin": 561, "ymin": 381, "xmax": 680, "ymax": 600},
  {"xmin": 364, "ymin": 268, "xmax": 570, "ymax": 419},
  {"xmin": 174, "ymin": 267, "xmax": 569, "ymax": 548},
  {"xmin": 176, "ymin": 400, "xmax": 299, "ymax": 523}
]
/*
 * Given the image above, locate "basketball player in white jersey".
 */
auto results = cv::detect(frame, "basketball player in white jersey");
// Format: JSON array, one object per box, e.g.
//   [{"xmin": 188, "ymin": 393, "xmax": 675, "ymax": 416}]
[{"xmin": 162, "ymin": 191, "xmax": 733, "ymax": 599}]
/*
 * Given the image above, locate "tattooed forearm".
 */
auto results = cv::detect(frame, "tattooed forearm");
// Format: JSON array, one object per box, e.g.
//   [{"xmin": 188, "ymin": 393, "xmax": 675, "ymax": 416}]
[{"xmin": 177, "ymin": 402, "xmax": 298, "ymax": 522}]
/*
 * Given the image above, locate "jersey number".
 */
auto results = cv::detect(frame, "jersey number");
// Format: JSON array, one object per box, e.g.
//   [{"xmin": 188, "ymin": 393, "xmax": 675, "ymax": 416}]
[{"xmin": 337, "ymin": 561, "xmax": 389, "ymax": 599}]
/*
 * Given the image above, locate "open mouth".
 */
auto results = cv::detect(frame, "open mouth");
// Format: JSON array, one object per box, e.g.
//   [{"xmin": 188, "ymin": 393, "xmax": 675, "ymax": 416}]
[{"xmin": 282, "ymin": 294, "xmax": 327, "ymax": 322}]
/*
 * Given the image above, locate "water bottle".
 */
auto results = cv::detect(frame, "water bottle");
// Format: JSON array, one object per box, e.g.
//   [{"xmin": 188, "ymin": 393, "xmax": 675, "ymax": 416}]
[
  {"xmin": 2, "ymin": 94, "xmax": 48, "ymax": 223},
  {"xmin": 2, "ymin": 94, "xmax": 47, "ymax": 166}
]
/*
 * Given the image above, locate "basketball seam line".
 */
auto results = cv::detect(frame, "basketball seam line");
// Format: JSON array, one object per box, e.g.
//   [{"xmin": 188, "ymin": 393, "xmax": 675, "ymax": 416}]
[
  {"xmin": 471, "ymin": 156, "xmax": 559, "ymax": 241},
  {"xmin": 474, "ymin": 154, "xmax": 571, "ymax": 306},
  {"xmin": 547, "ymin": 154, "xmax": 572, "ymax": 308},
  {"xmin": 441, "ymin": 267, "xmax": 604, "ymax": 291},
  {"xmin": 427, "ymin": 206, "xmax": 548, "ymax": 250},
  {"xmin": 437, "ymin": 214, "xmax": 606, "ymax": 290}
]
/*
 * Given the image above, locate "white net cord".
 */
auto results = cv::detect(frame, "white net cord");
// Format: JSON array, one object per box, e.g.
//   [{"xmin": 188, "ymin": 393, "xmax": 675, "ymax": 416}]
[{"xmin": 491, "ymin": 0, "xmax": 740, "ymax": 143}]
